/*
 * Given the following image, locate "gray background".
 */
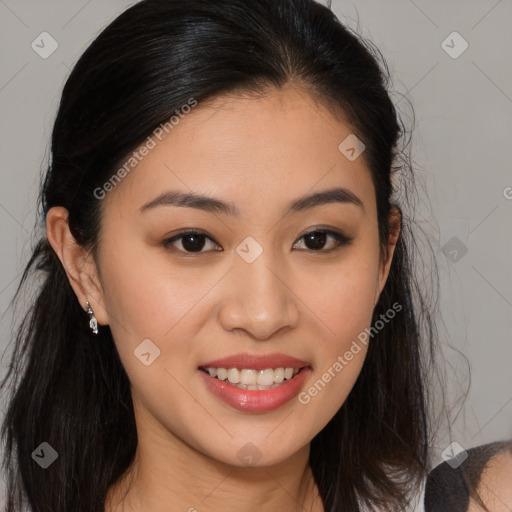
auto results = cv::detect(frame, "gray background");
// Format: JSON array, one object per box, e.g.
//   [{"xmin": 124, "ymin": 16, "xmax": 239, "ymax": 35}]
[{"xmin": 1, "ymin": 0, "xmax": 511, "ymax": 505}]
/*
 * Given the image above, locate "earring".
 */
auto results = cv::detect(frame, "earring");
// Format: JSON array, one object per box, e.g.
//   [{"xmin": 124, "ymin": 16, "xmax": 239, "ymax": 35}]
[{"xmin": 85, "ymin": 301, "xmax": 99, "ymax": 334}]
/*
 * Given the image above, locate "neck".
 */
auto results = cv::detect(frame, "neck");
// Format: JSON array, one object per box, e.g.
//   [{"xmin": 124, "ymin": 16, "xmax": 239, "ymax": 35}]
[{"xmin": 105, "ymin": 411, "xmax": 323, "ymax": 512}]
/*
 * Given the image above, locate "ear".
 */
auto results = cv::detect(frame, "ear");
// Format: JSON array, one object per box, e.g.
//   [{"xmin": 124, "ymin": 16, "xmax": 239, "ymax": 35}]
[
  {"xmin": 45, "ymin": 206, "xmax": 110, "ymax": 326},
  {"xmin": 374, "ymin": 205, "xmax": 401, "ymax": 306}
]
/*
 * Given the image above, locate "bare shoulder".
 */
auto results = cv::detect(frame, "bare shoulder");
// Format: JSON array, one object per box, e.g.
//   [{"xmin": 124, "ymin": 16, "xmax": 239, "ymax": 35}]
[
  {"xmin": 468, "ymin": 449, "xmax": 512, "ymax": 512},
  {"xmin": 424, "ymin": 440, "xmax": 512, "ymax": 512}
]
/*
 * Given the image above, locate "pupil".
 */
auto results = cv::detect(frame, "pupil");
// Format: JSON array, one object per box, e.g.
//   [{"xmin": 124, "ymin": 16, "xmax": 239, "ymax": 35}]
[
  {"xmin": 183, "ymin": 234, "xmax": 205, "ymax": 252},
  {"xmin": 305, "ymin": 231, "xmax": 326, "ymax": 250}
]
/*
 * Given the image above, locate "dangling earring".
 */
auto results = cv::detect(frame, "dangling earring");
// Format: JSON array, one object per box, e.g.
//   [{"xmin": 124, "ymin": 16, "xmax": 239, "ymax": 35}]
[{"xmin": 85, "ymin": 301, "xmax": 99, "ymax": 334}]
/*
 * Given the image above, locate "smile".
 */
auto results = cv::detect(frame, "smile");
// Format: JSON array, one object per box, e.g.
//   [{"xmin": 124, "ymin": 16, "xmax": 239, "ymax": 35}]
[
  {"xmin": 199, "ymin": 367, "xmax": 300, "ymax": 390},
  {"xmin": 198, "ymin": 365, "xmax": 311, "ymax": 412}
]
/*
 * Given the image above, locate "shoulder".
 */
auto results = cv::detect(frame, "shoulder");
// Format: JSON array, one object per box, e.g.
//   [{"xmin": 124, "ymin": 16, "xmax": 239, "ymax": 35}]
[
  {"xmin": 424, "ymin": 440, "xmax": 512, "ymax": 512},
  {"xmin": 469, "ymin": 448, "xmax": 512, "ymax": 511}
]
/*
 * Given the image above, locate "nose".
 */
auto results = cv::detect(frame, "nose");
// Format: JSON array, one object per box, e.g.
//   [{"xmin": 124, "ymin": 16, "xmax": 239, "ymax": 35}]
[{"xmin": 218, "ymin": 249, "xmax": 300, "ymax": 341}]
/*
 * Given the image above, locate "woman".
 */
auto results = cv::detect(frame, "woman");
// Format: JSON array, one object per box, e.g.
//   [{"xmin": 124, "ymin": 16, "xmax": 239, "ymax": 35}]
[{"xmin": 0, "ymin": 0, "xmax": 440, "ymax": 510}]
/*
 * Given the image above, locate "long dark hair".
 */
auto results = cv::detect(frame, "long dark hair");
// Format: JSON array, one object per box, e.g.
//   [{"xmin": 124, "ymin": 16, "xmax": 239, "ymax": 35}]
[{"xmin": 0, "ymin": 0, "xmax": 440, "ymax": 510}]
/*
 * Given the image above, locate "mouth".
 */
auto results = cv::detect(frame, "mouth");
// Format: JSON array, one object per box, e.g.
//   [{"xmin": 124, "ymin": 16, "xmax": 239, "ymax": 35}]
[
  {"xmin": 197, "ymin": 354, "xmax": 312, "ymax": 412},
  {"xmin": 198, "ymin": 366, "xmax": 305, "ymax": 390}
]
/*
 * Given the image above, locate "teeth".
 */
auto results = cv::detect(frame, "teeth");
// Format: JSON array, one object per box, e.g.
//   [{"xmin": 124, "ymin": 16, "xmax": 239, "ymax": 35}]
[
  {"xmin": 257, "ymin": 368, "xmax": 275, "ymax": 386},
  {"xmin": 229, "ymin": 381, "xmax": 291, "ymax": 391},
  {"xmin": 227, "ymin": 368, "xmax": 240, "ymax": 384},
  {"xmin": 274, "ymin": 367, "xmax": 285, "ymax": 383},
  {"xmin": 204, "ymin": 366, "xmax": 302, "ymax": 386},
  {"xmin": 240, "ymin": 369, "xmax": 257, "ymax": 385}
]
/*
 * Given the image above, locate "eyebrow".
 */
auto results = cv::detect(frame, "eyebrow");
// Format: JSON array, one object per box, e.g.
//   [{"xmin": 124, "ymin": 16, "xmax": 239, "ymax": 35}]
[{"xmin": 139, "ymin": 186, "xmax": 365, "ymax": 216}]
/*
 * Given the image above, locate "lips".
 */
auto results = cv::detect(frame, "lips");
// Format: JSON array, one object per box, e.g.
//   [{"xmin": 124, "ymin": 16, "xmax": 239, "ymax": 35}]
[{"xmin": 197, "ymin": 352, "xmax": 312, "ymax": 413}]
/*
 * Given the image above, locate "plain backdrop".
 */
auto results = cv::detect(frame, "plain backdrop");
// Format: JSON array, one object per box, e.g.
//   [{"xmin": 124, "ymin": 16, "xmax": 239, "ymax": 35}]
[{"xmin": 0, "ymin": 0, "xmax": 511, "ymax": 506}]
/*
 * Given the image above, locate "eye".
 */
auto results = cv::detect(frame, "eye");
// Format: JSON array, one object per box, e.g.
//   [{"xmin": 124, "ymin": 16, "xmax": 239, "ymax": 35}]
[
  {"xmin": 162, "ymin": 229, "xmax": 221, "ymax": 254},
  {"xmin": 293, "ymin": 228, "xmax": 353, "ymax": 252},
  {"xmin": 162, "ymin": 227, "xmax": 353, "ymax": 255}
]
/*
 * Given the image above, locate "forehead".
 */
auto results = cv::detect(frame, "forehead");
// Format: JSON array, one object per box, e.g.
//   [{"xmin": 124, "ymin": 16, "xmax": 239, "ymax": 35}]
[{"xmin": 101, "ymin": 85, "xmax": 375, "ymax": 219}]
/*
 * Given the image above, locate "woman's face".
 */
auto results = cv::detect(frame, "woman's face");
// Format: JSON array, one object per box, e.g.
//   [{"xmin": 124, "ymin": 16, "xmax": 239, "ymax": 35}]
[{"xmin": 90, "ymin": 85, "xmax": 398, "ymax": 467}]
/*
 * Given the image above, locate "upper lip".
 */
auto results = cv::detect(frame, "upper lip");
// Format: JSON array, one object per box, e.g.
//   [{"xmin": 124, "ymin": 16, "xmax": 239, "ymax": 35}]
[{"xmin": 198, "ymin": 353, "xmax": 311, "ymax": 371}]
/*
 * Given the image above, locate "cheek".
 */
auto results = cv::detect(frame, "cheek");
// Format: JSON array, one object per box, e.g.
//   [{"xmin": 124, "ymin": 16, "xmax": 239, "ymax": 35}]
[
  {"xmin": 310, "ymin": 267, "xmax": 376, "ymax": 337},
  {"xmin": 300, "ymin": 246, "xmax": 380, "ymax": 349},
  {"xmin": 97, "ymin": 233, "xmax": 236, "ymax": 402},
  {"xmin": 291, "ymin": 245, "xmax": 380, "ymax": 425},
  {"xmin": 306, "ymin": 267, "xmax": 375, "ymax": 370},
  {"xmin": 99, "ymin": 233, "xmax": 209, "ymax": 339}
]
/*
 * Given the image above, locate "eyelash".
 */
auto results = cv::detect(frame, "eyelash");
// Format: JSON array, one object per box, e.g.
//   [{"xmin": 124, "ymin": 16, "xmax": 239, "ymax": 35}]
[{"xmin": 162, "ymin": 227, "xmax": 353, "ymax": 255}]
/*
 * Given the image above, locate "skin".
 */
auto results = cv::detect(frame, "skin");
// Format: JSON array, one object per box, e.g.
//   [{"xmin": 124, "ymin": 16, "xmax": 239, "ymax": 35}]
[
  {"xmin": 468, "ymin": 451, "xmax": 512, "ymax": 512},
  {"xmin": 46, "ymin": 84, "xmax": 400, "ymax": 512}
]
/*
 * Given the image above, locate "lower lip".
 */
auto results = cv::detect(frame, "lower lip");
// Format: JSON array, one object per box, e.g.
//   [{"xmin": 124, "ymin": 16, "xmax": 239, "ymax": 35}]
[{"xmin": 198, "ymin": 367, "xmax": 311, "ymax": 413}]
